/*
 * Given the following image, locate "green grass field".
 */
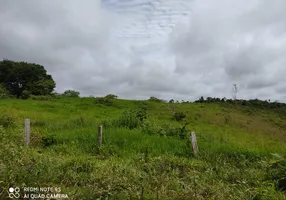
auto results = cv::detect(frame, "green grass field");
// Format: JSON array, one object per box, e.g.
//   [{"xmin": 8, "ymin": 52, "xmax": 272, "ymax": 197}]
[{"xmin": 0, "ymin": 97, "xmax": 285, "ymax": 199}]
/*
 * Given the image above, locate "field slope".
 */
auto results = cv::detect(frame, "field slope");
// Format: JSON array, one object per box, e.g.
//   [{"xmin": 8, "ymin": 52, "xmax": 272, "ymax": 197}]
[{"xmin": 0, "ymin": 97, "xmax": 286, "ymax": 199}]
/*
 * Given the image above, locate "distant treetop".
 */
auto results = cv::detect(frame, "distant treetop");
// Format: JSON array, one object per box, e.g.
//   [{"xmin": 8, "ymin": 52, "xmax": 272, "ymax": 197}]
[{"xmin": 0, "ymin": 59, "xmax": 56, "ymax": 98}]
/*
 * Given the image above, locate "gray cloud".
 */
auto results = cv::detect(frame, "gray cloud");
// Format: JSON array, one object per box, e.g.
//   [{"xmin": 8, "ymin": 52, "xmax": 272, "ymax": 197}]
[
  {"xmin": 170, "ymin": 0, "xmax": 286, "ymax": 101},
  {"xmin": 0, "ymin": 0, "xmax": 286, "ymax": 102}
]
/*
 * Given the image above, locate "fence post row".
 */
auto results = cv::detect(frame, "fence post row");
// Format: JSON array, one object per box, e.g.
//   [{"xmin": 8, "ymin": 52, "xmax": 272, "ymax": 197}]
[
  {"xmin": 23, "ymin": 120, "xmax": 196, "ymax": 155},
  {"xmin": 24, "ymin": 118, "xmax": 30, "ymax": 146}
]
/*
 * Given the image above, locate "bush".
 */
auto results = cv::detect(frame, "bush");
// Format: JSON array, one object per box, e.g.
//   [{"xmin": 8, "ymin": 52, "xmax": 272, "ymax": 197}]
[
  {"xmin": 95, "ymin": 97, "xmax": 114, "ymax": 106},
  {"xmin": 115, "ymin": 110, "xmax": 142, "ymax": 129},
  {"xmin": 62, "ymin": 90, "xmax": 80, "ymax": 97},
  {"xmin": 0, "ymin": 115, "xmax": 14, "ymax": 127},
  {"xmin": 141, "ymin": 120, "xmax": 188, "ymax": 138},
  {"xmin": 161, "ymin": 123, "xmax": 188, "ymax": 138},
  {"xmin": 148, "ymin": 96, "xmax": 164, "ymax": 103},
  {"xmin": 0, "ymin": 84, "xmax": 13, "ymax": 99},
  {"xmin": 141, "ymin": 120, "xmax": 163, "ymax": 136},
  {"xmin": 136, "ymin": 105, "xmax": 147, "ymax": 122},
  {"xmin": 101, "ymin": 118, "xmax": 114, "ymax": 129},
  {"xmin": 21, "ymin": 90, "xmax": 31, "ymax": 99},
  {"xmin": 104, "ymin": 94, "xmax": 118, "ymax": 99},
  {"xmin": 42, "ymin": 134, "xmax": 56, "ymax": 147},
  {"xmin": 172, "ymin": 111, "xmax": 186, "ymax": 121}
]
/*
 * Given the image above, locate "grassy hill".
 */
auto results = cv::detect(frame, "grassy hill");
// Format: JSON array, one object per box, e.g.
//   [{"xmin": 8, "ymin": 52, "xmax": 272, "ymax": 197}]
[{"xmin": 0, "ymin": 96, "xmax": 285, "ymax": 199}]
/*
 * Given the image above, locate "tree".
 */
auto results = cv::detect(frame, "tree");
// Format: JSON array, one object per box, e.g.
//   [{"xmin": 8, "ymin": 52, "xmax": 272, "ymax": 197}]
[
  {"xmin": 197, "ymin": 96, "xmax": 204, "ymax": 103},
  {"xmin": 62, "ymin": 90, "xmax": 80, "ymax": 97},
  {"xmin": 105, "ymin": 94, "xmax": 118, "ymax": 99},
  {"xmin": 0, "ymin": 59, "xmax": 56, "ymax": 98},
  {"xmin": 169, "ymin": 99, "xmax": 174, "ymax": 103}
]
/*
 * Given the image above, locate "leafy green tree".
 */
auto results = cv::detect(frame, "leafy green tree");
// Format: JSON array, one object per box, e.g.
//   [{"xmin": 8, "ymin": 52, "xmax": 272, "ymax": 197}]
[{"xmin": 0, "ymin": 59, "xmax": 56, "ymax": 98}]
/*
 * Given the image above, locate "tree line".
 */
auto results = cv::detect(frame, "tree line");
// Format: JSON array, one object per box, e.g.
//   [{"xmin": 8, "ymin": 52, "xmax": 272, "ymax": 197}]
[
  {"xmin": 1, "ymin": 59, "xmax": 285, "ymax": 111},
  {"xmin": 193, "ymin": 96, "xmax": 286, "ymax": 109}
]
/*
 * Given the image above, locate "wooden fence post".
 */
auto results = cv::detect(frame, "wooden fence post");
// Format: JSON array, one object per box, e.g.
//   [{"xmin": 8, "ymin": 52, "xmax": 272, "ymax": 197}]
[
  {"xmin": 190, "ymin": 131, "xmax": 199, "ymax": 155},
  {"xmin": 98, "ymin": 125, "xmax": 102, "ymax": 147},
  {"xmin": 24, "ymin": 119, "xmax": 30, "ymax": 146}
]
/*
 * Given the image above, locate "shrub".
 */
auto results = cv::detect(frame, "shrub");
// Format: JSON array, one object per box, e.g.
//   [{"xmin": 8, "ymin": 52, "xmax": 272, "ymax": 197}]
[
  {"xmin": 62, "ymin": 90, "xmax": 80, "ymax": 97},
  {"xmin": 161, "ymin": 123, "xmax": 188, "ymax": 138},
  {"xmin": 0, "ymin": 84, "xmax": 13, "ymax": 99},
  {"xmin": 148, "ymin": 96, "xmax": 164, "ymax": 103},
  {"xmin": 115, "ymin": 110, "xmax": 142, "ymax": 129},
  {"xmin": 141, "ymin": 120, "xmax": 188, "ymax": 138},
  {"xmin": 136, "ymin": 105, "xmax": 147, "ymax": 122},
  {"xmin": 101, "ymin": 118, "xmax": 114, "ymax": 129},
  {"xmin": 0, "ymin": 115, "xmax": 14, "ymax": 127},
  {"xmin": 172, "ymin": 111, "xmax": 186, "ymax": 121},
  {"xmin": 21, "ymin": 90, "xmax": 31, "ymax": 99},
  {"xmin": 42, "ymin": 134, "xmax": 56, "ymax": 147},
  {"xmin": 141, "ymin": 120, "xmax": 163, "ymax": 136},
  {"xmin": 104, "ymin": 94, "xmax": 118, "ymax": 99},
  {"xmin": 95, "ymin": 97, "xmax": 114, "ymax": 106}
]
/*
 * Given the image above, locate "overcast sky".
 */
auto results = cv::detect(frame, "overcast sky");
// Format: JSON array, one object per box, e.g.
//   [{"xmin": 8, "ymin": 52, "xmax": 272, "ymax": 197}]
[{"xmin": 0, "ymin": 0, "xmax": 286, "ymax": 102}]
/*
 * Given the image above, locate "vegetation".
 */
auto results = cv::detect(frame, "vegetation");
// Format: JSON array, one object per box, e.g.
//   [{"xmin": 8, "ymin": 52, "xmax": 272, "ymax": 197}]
[
  {"xmin": 0, "ymin": 59, "xmax": 56, "ymax": 98},
  {"xmin": 94, "ymin": 94, "xmax": 118, "ymax": 106},
  {"xmin": 62, "ymin": 89, "xmax": 80, "ymax": 97},
  {"xmin": 172, "ymin": 111, "xmax": 187, "ymax": 121},
  {"xmin": 0, "ymin": 84, "xmax": 13, "ymax": 99},
  {"xmin": 193, "ymin": 96, "xmax": 286, "ymax": 110},
  {"xmin": 148, "ymin": 96, "xmax": 165, "ymax": 103},
  {"xmin": 0, "ymin": 96, "xmax": 285, "ymax": 199}
]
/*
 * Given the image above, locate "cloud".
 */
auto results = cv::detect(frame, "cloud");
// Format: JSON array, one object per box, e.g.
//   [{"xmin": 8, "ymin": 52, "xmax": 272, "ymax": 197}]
[
  {"xmin": 0, "ymin": 0, "xmax": 112, "ymax": 89},
  {"xmin": 0, "ymin": 0, "xmax": 286, "ymax": 102},
  {"xmin": 170, "ymin": 0, "xmax": 286, "ymax": 101}
]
